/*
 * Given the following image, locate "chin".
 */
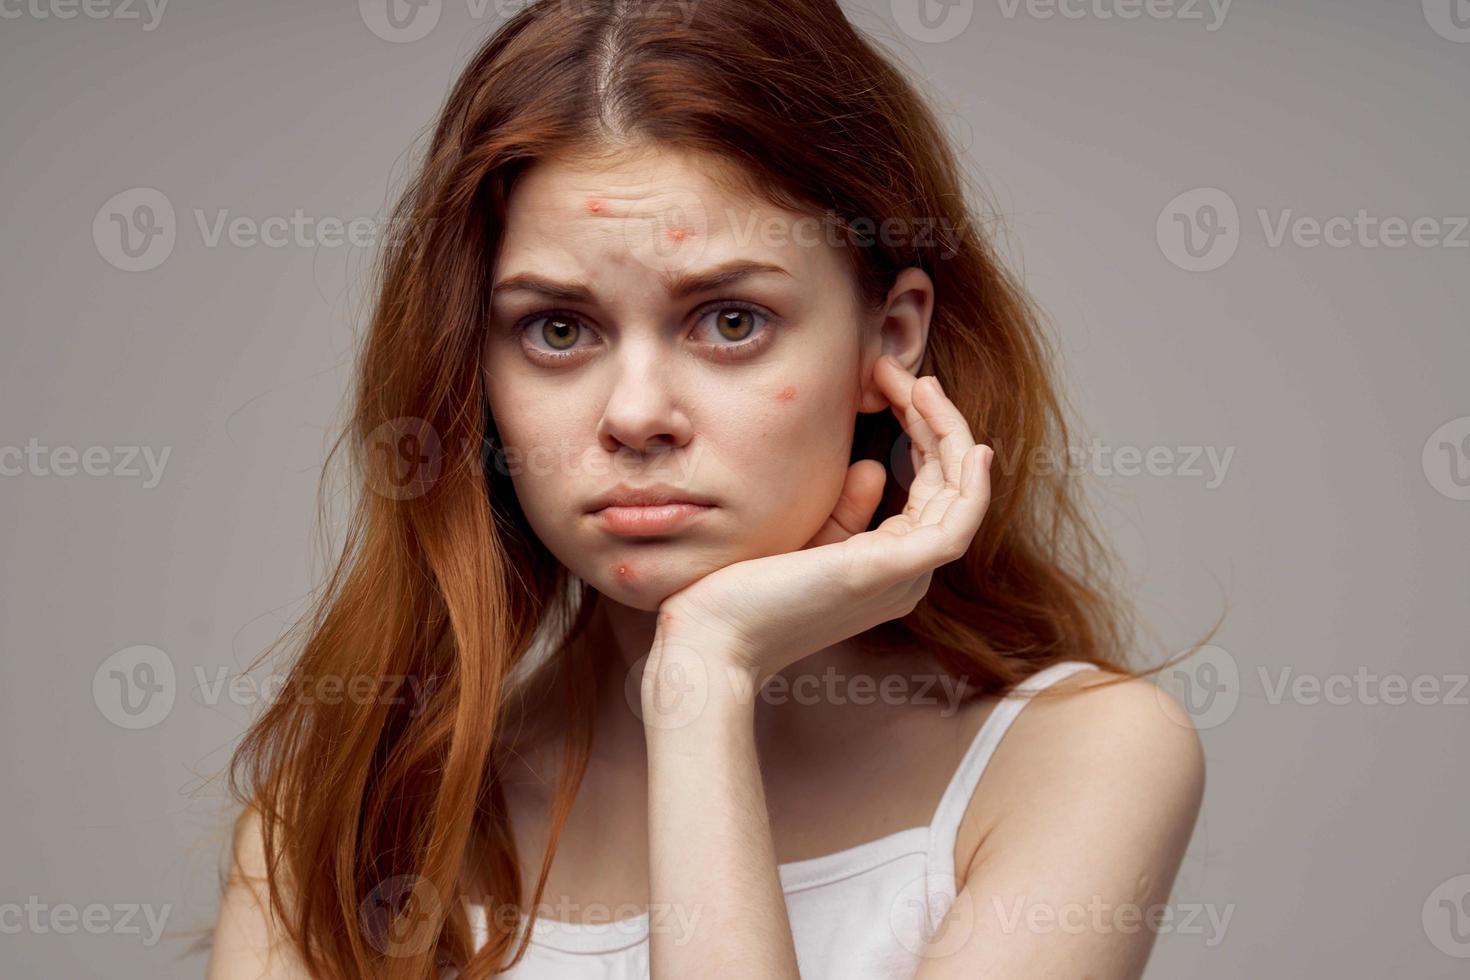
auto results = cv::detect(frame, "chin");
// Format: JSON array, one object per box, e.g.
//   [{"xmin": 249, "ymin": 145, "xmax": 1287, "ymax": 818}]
[
  {"xmin": 589, "ymin": 573, "xmax": 683, "ymax": 612},
  {"xmin": 578, "ymin": 551, "xmax": 724, "ymax": 613}
]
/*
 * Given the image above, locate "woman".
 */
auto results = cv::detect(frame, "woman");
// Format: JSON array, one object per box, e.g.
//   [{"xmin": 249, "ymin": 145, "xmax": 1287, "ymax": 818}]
[{"xmin": 206, "ymin": 1, "xmax": 1208, "ymax": 977}]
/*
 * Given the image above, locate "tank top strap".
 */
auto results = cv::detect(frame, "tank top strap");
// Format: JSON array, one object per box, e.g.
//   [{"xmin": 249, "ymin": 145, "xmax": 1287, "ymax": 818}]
[{"xmin": 921, "ymin": 660, "xmax": 1102, "ymax": 928}]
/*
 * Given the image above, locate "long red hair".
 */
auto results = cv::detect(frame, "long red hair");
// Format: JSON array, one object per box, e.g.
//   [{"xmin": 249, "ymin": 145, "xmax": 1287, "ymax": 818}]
[{"xmin": 214, "ymin": 1, "xmax": 1216, "ymax": 976}]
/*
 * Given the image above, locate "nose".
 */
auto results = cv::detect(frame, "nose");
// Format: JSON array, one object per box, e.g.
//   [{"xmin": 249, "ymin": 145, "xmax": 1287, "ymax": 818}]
[{"xmin": 594, "ymin": 340, "xmax": 694, "ymax": 455}]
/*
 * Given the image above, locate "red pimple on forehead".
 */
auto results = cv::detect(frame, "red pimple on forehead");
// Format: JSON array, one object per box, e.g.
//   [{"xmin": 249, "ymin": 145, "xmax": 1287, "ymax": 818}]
[
  {"xmin": 775, "ymin": 385, "xmax": 797, "ymax": 402},
  {"xmin": 585, "ymin": 198, "xmax": 606, "ymax": 215},
  {"xmin": 666, "ymin": 226, "xmax": 692, "ymax": 243}
]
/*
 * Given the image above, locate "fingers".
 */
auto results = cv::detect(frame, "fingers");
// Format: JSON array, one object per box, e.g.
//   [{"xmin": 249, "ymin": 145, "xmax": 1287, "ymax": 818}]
[
  {"xmin": 874, "ymin": 354, "xmax": 940, "ymax": 465},
  {"xmin": 911, "ymin": 373, "xmax": 975, "ymax": 493},
  {"xmin": 878, "ymin": 448, "xmax": 992, "ymax": 578},
  {"xmin": 869, "ymin": 355, "xmax": 993, "ymax": 572},
  {"xmin": 874, "ymin": 354, "xmax": 976, "ymax": 493},
  {"xmin": 937, "ymin": 444, "xmax": 993, "ymax": 542}
]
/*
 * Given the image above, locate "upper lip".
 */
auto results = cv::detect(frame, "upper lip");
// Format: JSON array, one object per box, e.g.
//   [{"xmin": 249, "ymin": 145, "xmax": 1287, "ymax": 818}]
[{"xmin": 586, "ymin": 484, "xmax": 716, "ymax": 512}]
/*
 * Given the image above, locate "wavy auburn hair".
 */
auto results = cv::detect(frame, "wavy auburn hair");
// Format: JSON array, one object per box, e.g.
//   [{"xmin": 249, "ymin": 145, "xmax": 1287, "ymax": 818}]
[{"xmin": 214, "ymin": 0, "xmax": 1211, "ymax": 976}]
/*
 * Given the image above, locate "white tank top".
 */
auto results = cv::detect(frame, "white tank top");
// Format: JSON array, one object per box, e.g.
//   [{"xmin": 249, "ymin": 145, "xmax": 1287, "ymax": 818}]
[{"xmin": 465, "ymin": 660, "xmax": 1099, "ymax": 979}]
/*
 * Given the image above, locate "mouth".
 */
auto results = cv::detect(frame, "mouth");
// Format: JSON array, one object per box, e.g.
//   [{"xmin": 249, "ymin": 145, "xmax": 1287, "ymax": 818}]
[{"xmin": 587, "ymin": 502, "xmax": 714, "ymax": 536}]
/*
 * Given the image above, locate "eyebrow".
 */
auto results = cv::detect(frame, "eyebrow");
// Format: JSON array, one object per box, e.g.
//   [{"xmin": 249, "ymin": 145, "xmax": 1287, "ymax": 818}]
[{"xmin": 490, "ymin": 259, "xmax": 794, "ymax": 304}]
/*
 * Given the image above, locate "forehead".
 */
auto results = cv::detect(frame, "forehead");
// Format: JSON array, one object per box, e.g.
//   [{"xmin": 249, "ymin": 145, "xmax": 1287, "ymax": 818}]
[{"xmin": 495, "ymin": 146, "xmax": 841, "ymax": 282}]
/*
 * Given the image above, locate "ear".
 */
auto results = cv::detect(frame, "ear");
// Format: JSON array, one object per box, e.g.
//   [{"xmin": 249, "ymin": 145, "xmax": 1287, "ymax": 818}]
[{"xmin": 857, "ymin": 266, "xmax": 934, "ymax": 413}]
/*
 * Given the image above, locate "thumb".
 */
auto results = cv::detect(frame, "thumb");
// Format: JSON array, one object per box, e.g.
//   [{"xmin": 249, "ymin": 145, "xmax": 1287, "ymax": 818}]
[{"xmin": 804, "ymin": 459, "xmax": 888, "ymax": 548}]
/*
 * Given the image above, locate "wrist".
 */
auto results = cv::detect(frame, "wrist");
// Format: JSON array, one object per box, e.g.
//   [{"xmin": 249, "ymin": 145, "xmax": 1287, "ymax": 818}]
[{"xmin": 639, "ymin": 632, "xmax": 761, "ymax": 733}]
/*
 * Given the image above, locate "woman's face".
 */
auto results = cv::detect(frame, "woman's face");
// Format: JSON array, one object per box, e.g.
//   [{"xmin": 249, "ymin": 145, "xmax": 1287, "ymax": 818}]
[{"xmin": 483, "ymin": 144, "xmax": 921, "ymax": 611}]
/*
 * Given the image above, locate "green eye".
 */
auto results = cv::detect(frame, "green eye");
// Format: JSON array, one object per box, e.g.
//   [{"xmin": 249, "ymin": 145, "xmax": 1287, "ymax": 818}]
[{"xmin": 539, "ymin": 315, "xmax": 580, "ymax": 350}]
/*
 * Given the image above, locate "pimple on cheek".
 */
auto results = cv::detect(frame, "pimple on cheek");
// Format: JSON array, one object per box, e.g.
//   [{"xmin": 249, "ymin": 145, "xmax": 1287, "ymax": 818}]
[{"xmin": 775, "ymin": 385, "xmax": 798, "ymax": 402}]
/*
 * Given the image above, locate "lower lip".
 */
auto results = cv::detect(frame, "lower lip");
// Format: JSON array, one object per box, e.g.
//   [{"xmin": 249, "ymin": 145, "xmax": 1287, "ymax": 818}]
[{"xmin": 590, "ymin": 503, "xmax": 713, "ymax": 535}]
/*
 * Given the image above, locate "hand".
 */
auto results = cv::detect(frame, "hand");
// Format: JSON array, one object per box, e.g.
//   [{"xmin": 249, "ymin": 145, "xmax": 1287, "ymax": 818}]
[{"xmin": 651, "ymin": 354, "xmax": 995, "ymax": 694}]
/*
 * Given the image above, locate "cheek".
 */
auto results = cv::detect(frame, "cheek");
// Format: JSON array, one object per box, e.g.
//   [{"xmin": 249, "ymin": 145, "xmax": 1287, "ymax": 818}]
[{"xmin": 737, "ymin": 380, "xmax": 855, "ymax": 478}]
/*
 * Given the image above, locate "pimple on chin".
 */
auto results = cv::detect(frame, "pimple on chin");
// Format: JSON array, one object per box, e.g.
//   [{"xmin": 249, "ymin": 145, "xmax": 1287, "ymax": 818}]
[
  {"xmin": 775, "ymin": 385, "xmax": 797, "ymax": 402},
  {"xmin": 612, "ymin": 561, "xmax": 637, "ymax": 581}
]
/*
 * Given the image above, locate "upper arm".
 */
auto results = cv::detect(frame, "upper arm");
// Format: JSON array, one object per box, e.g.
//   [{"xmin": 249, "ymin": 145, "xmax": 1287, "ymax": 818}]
[
  {"xmin": 913, "ymin": 673, "xmax": 1207, "ymax": 980},
  {"xmin": 205, "ymin": 803, "xmax": 315, "ymax": 980}
]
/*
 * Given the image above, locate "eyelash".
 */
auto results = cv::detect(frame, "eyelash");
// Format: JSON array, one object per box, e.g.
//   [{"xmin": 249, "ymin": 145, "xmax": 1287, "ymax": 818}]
[{"xmin": 509, "ymin": 301, "xmax": 777, "ymax": 364}]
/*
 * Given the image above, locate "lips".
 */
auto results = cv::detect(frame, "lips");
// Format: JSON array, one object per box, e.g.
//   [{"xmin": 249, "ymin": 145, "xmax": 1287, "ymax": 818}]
[
  {"xmin": 589, "ymin": 502, "xmax": 713, "ymax": 535},
  {"xmin": 585, "ymin": 484, "xmax": 715, "ymax": 512},
  {"xmin": 585, "ymin": 484, "xmax": 716, "ymax": 536}
]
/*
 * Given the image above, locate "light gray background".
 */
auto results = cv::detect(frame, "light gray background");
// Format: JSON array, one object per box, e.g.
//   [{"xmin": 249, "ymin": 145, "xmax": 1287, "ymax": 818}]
[{"xmin": 2, "ymin": 0, "xmax": 1467, "ymax": 976}]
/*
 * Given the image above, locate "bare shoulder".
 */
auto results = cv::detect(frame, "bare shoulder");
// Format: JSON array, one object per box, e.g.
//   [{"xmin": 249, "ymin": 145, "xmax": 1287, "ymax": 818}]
[
  {"xmin": 205, "ymin": 802, "xmax": 313, "ymax": 980},
  {"xmin": 959, "ymin": 667, "xmax": 1206, "ymax": 885},
  {"xmin": 1007, "ymin": 668, "xmax": 1205, "ymax": 787}
]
